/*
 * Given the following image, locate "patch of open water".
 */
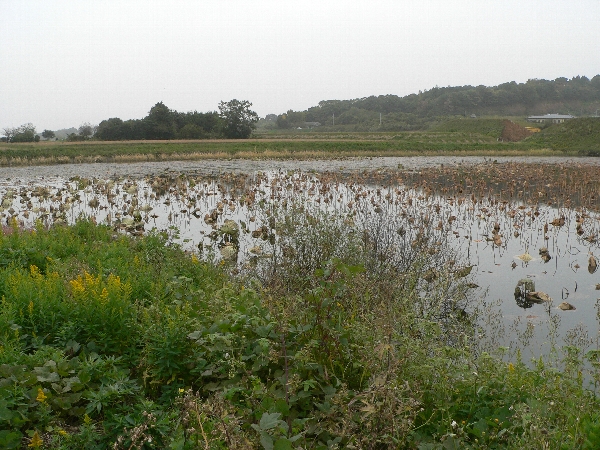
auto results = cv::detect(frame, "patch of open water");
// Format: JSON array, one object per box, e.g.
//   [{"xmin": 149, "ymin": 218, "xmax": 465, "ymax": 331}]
[
  {"xmin": 1, "ymin": 156, "xmax": 600, "ymax": 179},
  {"xmin": 1, "ymin": 156, "xmax": 599, "ymax": 365}
]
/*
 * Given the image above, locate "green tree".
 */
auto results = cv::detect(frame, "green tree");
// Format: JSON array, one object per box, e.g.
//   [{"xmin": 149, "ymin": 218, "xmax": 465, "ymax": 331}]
[
  {"xmin": 66, "ymin": 133, "xmax": 85, "ymax": 142},
  {"xmin": 276, "ymin": 113, "xmax": 291, "ymax": 129},
  {"xmin": 124, "ymin": 119, "xmax": 147, "ymax": 140},
  {"xmin": 179, "ymin": 111, "xmax": 221, "ymax": 138},
  {"xmin": 218, "ymin": 99, "xmax": 258, "ymax": 139},
  {"xmin": 41, "ymin": 129, "xmax": 55, "ymax": 140},
  {"xmin": 2, "ymin": 127, "xmax": 16, "ymax": 142},
  {"xmin": 177, "ymin": 123, "xmax": 204, "ymax": 139},
  {"xmin": 591, "ymin": 75, "xmax": 600, "ymax": 93},
  {"xmin": 145, "ymin": 102, "xmax": 176, "ymax": 139},
  {"xmin": 78, "ymin": 122, "xmax": 94, "ymax": 139},
  {"xmin": 337, "ymin": 107, "xmax": 377, "ymax": 125},
  {"xmin": 277, "ymin": 109, "xmax": 306, "ymax": 128},
  {"xmin": 96, "ymin": 118, "xmax": 125, "ymax": 140},
  {"xmin": 7, "ymin": 123, "xmax": 37, "ymax": 142}
]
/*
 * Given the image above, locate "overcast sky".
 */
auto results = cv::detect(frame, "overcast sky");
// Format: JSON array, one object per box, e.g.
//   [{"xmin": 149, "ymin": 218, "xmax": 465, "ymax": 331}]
[{"xmin": 1, "ymin": 0, "xmax": 599, "ymax": 131}]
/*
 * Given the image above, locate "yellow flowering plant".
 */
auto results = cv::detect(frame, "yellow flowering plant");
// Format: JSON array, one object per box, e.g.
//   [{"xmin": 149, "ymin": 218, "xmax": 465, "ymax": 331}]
[{"xmin": 28, "ymin": 430, "xmax": 43, "ymax": 448}]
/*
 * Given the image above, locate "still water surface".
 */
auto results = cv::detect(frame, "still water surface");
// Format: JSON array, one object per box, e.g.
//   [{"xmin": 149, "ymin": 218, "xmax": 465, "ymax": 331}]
[{"xmin": 1, "ymin": 156, "xmax": 599, "ymax": 360}]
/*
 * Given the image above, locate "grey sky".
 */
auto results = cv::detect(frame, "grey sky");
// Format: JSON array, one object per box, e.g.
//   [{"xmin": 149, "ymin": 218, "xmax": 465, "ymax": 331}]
[{"xmin": 1, "ymin": 0, "xmax": 599, "ymax": 131}]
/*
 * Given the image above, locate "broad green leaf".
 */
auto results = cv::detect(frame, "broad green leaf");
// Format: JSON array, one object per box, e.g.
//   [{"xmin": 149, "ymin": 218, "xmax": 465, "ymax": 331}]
[
  {"xmin": 274, "ymin": 438, "xmax": 293, "ymax": 450},
  {"xmin": 274, "ymin": 398, "xmax": 289, "ymax": 415},
  {"xmin": 0, "ymin": 430, "xmax": 22, "ymax": 449},
  {"xmin": 35, "ymin": 371, "xmax": 60, "ymax": 383},
  {"xmin": 260, "ymin": 431, "xmax": 274, "ymax": 450},
  {"xmin": 0, "ymin": 404, "xmax": 15, "ymax": 421},
  {"xmin": 259, "ymin": 412, "xmax": 281, "ymax": 431}
]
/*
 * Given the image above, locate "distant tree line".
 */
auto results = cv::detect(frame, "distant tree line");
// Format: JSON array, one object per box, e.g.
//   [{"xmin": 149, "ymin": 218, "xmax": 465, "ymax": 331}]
[
  {"xmin": 4, "ymin": 77, "xmax": 599, "ymax": 140},
  {"xmin": 95, "ymin": 100, "xmax": 258, "ymax": 140},
  {"xmin": 273, "ymin": 75, "xmax": 600, "ymax": 131},
  {"xmin": 1, "ymin": 123, "xmax": 98, "ymax": 143},
  {"xmin": 64, "ymin": 123, "xmax": 97, "ymax": 141},
  {"xmin": 1, "ymin": 123, "xmax": 40, "ymax": 143},
  {"xmin": 1, "ymin": 100, "xmax": 258, "ymax": 142}
]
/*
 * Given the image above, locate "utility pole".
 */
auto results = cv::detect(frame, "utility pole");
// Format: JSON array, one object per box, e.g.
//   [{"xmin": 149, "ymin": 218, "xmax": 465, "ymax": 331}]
[{"xmin": 333, "ymin": 113, "xmax": 335, "ymax": 126}]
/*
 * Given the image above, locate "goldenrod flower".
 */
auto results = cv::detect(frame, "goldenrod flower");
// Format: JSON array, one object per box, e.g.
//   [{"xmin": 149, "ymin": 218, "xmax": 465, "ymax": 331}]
[
  {"xmin": 28, "ymin": 430, "xmax": 43, "ymax": 448},
  {"xmin": 508, "ymin": 362, "xmax": 515, "ymax": 372},
  {"xmin": 69, "ymin": 276, "xmax": 86, "ymax": 296},
  {"xmin": 85, "ymin": 272, "xmax": 95, "ymax": 285},
  {"xmin": 58, "ymin": 429, "xmax": 68, "ymax": 436},
  {"xmin": 36, "ymin": 388, "xmax": 47, "ymax": 403},
  {"xmin": 68, "ymin": 271, "xmax": 132, "ymax": 305}
]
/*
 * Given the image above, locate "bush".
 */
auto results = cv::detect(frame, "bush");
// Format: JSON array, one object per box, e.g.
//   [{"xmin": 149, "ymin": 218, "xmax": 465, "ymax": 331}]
[{"xmin": 1, "ymin": 219, "xmax": 599, "ymax": 448}]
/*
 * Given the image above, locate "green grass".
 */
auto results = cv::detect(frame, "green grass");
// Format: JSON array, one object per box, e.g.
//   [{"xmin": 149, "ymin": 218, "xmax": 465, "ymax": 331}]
[
  {"xmin": 1, "ymin": 116, "xmax": 594, "ymax": 167},
  {"xmin": 429, "ymin": 118, "xmax": 507, "ymax": 138},
  {"xmin": 2, "ymin": 214, "xmax": 600, "ymax": 449},
  {"xmin": 0, "ymin": 135, "xmax": 558, "ymax": 166},
  {"xmin": 525, "ymin": 118, "xmax": 600, "ymax": 155}
]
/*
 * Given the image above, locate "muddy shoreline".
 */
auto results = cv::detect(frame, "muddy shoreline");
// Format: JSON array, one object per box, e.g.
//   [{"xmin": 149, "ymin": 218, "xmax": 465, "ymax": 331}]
[{"xmin": 0, "ymin": 156, "xmax": 598, "ymax": 180}]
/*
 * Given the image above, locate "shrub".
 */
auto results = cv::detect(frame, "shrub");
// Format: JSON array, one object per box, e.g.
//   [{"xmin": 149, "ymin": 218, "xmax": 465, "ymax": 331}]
[{"xmin": 1, "ymin": 218, "xmax": 599, "ymax": 448}]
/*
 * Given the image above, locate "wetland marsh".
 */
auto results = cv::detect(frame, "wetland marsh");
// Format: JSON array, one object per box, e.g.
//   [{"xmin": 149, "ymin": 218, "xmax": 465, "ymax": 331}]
[
  {"xmin": 1, "ymin": 157, "xmax": 599, "ymax": 358},
  {"xmin": 3, "ymin": 156, "xmax": 600, "ymax": 449}
]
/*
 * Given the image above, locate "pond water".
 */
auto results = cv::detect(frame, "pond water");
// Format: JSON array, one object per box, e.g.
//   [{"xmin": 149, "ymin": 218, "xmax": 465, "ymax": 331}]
[
  {"xmin": 2, "ymin": 155, "xmax": 600, "ymax": 179},
  {"xmin": 1, "ymin": 157, "xmax": 599, "ymax": 362}
]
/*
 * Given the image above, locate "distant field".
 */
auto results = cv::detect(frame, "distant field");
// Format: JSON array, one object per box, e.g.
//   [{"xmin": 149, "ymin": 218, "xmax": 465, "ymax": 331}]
[
  {"xmin": 2, "ymin": 118, "xmax": 598, "ymax": 166},
  {"xmin": 429, "ymin": 118, "xmax": 507, "ymax": 137},
  {"xmin": 0, "ymin": 135, "xmax": 558, "ymax": 167}
]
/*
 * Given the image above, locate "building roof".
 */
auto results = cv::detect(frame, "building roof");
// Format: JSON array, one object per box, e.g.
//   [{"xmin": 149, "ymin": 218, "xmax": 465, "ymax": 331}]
[{"xmin": 527, "ymin": 114, "xmax": 575, "ymax": 120}]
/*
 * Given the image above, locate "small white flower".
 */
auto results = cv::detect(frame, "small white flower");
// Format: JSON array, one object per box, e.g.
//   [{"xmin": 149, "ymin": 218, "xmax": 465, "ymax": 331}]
[{"xmin": 451, "ymin": 420, "xmax": 457, "ymax": 428}]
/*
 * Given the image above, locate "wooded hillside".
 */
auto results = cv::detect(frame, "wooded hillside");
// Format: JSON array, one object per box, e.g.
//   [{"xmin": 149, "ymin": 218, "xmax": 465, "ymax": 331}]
[{"xmin": 271, "ymin": 76, "xmax": 600, "ymax": 131}]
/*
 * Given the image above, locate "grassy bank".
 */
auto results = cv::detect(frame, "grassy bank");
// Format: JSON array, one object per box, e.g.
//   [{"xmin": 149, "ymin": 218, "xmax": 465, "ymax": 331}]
[
  {"xmin": 0, "ymin": 136, "xmax": 555, "ymax": 167},
  {"xmin": 525, "ymin": 118, "xmax": 600, "ymax": 155},
  {"xmin": 2, "ymin": 116, "xmax": 597, "ymax": 167},
  {"xmin": 1, "ymin": 215, "xmax": 600, "ymax": 449},
  {"xmin": 429, "ymin": 118, "xmax": 508, "ymax": 138}
]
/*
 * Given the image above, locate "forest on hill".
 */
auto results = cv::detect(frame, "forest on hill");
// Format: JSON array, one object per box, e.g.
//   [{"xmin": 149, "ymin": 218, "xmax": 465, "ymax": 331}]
[
  {"xmin": 3, "ymin": 76, "xmax": 599, "ymax": 142},
  {"xmin": 268, "ymin": 75, "xmax": 600, "ymax": 131}
]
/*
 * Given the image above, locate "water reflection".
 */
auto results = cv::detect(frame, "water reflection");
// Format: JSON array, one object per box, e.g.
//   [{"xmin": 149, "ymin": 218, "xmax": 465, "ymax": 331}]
[{"xmin": 1, "ymin": 165, "xmax": 599, "ymax": 363}]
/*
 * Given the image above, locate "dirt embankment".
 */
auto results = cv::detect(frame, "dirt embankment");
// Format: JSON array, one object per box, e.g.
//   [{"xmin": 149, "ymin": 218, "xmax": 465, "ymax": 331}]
[{"xmin": 500, "ymin": 120, "xmax": 533, "ymax": 142}]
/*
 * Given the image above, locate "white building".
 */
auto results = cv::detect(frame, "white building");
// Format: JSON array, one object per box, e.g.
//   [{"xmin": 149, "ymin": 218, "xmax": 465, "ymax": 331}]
[{"xmin": 527, "ymin": 114, "xmax": 575, "ymax": 124}]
